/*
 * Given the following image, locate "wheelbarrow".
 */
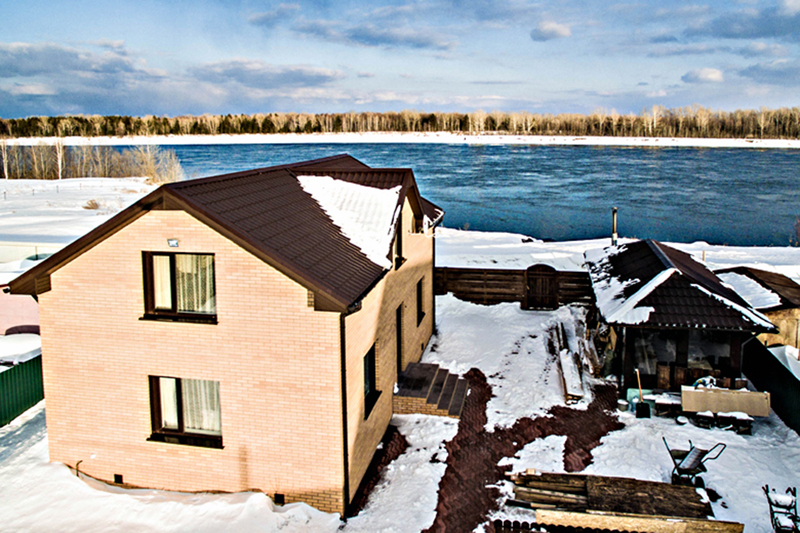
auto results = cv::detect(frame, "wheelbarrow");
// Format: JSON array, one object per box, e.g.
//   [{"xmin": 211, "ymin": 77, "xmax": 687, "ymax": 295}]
[{"xmin": 663, "ymin": 437, "xmax": 726, "ymax": 488}]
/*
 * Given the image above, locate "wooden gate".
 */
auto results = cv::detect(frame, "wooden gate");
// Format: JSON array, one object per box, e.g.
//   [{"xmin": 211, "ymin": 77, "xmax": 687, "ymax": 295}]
[{"xmin": 524, "ymin": 264, "xmax": 559, "ymax": 310}]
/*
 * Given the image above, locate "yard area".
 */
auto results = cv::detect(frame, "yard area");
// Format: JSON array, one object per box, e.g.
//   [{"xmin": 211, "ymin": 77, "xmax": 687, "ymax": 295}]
[
  {"xmin": 3, "ymin": 226, "xmax": 800, "ymax": 531},
  {"xmin": 3, "ymin": 293, "xmax": 800, "ymax": 531}
]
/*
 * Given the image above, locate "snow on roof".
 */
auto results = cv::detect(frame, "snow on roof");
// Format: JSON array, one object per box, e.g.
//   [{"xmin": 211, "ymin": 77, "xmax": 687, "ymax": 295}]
[
  {"xmin": 690, "ymin": 283, "xmax": 776, "ymax": 331},
  {"xmin": 297, "ymin": 175, "xmax": 402, "ymax": 270},
  {"xmin": 0, "ymin": 333, "xmax": 41, "ymax": 365},
  {"xmin": 769, "ymin": 345, "xmax": 800, "ymax": 380},
  {"xmin": 717, "ymin": 271, "xmax": 783, "ymax": 310},
  {"xmin": 584, "ymin": 245, "xmax": 675, "ymax": 325}
]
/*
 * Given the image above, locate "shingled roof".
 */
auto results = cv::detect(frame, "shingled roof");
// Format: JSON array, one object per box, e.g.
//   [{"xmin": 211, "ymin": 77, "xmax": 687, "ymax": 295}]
[
  {"xmin": 715, "ymin": 266, "xmax": 800, "ymax": 311},
  {"xmin": 8, "ymin": 154, "xmax": 444, "ymax": 313},
  {"xmin": 585, "ymin": 239, "xmax": 776, "ymax": 332}
]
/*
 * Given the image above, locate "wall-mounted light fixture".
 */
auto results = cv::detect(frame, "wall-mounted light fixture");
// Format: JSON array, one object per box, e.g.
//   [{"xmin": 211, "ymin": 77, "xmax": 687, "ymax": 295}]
[{"xmin": 167, "ymin": 239, "xmax": 179, "ymax": 248}]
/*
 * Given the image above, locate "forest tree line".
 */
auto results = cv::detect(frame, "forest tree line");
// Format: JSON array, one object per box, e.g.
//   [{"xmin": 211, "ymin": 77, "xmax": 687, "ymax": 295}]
[
  {"xmin": 2, "ymin": 105, "xmax": 800, "ymax": 139},
  {"xmin": 0, "ymin": 143, "xmax": 183, "ymax": 182}
]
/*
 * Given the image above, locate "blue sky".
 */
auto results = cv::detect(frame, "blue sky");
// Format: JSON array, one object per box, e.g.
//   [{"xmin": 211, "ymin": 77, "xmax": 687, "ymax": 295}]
[{"xmin": 2, "ymin": 0, "xmax": 800, "ymax": 118}]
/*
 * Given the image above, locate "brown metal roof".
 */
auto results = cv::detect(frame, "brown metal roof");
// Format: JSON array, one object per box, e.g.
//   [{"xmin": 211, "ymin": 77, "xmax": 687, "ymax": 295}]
[
  {"xmin": 8, "ymin": 154, "xmax": 442, "ymax": 312},
  {"xmin": 587, "ymin": 239, "xmax": 776, "ymax": 332},
  {"xmin": 715, "ymin": 266, "xmax": 800, "ymax": 310}
]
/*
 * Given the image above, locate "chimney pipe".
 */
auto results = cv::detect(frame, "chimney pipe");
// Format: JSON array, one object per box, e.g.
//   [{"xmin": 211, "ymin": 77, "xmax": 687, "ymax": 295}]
[{"xmin": 611, "ymin": 207, "xmax": 618, "ymax": 246}]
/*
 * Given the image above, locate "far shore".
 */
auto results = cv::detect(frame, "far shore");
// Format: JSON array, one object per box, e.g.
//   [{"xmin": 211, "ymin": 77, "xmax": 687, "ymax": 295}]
[{"xmin": 5, "ymin": 131, "xmax": 800, "ymax": 149}]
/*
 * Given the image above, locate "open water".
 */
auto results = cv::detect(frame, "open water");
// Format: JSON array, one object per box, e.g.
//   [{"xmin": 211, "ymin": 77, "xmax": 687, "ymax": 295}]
[{"xmin": 162, "ymin": 143, "xmax": 800, "ymax": 247}]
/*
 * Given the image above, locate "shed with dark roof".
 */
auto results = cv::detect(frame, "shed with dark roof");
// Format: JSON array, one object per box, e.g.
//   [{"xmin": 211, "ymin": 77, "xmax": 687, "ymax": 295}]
[{"xmin": 585, "ymin": 239, "xmax": 776, "ymax": 394}]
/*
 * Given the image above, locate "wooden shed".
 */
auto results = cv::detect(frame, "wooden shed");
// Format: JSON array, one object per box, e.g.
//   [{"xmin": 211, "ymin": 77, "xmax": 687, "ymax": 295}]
[{"xmin": 584, "ymin": 240, "xmax": 776, "ymax": 395}]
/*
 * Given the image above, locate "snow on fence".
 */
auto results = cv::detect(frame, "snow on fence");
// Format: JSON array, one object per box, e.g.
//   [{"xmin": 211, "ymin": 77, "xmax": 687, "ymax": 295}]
[
  {"xmin": 0, "ymin": 355, "xmax": 44, "ymax": 426},
  {"xmin": 433, "ymin": 266, "xmax": 593, "ymax": 309}
]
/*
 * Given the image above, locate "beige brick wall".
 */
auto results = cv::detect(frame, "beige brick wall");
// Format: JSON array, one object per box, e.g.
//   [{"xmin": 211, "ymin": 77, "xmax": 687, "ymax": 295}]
[
  {"xmin": 343, "ymin": 198, "xmax": 435, "ymax": 501},
  {"xmin": 760, "ymin": 308, "xmax": 800, "ymax": 349},
  {"xmin": 39, "ymin": 210, "xmax": 348, "ymax": 514}
]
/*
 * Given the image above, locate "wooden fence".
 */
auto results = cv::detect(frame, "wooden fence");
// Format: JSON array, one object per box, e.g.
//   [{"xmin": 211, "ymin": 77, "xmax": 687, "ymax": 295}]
[
  {"xmin": 0, "ymin": 355, "xmax": 44, "ymax": 426},
  {"xmin": 434, "ymin": 266, "xmax": 594, "ymax": 309}
]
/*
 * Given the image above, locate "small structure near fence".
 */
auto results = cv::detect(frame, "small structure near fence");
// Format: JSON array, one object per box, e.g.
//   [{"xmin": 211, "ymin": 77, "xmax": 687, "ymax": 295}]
[{"xmin": 434, "ymin": 265, "xmax": 594, "ymax": 309}]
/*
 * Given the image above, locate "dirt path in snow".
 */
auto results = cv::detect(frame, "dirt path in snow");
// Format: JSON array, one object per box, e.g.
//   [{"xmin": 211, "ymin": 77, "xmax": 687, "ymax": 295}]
[{"xmin": 422, "ymin": 369, "xmax": 624, "ymax": 533}]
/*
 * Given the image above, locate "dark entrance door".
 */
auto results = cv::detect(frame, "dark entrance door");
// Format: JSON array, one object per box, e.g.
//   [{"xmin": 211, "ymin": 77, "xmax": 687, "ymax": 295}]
[{"xmin": 524, "ymin": 264, "xmax": 559, "ymax": 310}]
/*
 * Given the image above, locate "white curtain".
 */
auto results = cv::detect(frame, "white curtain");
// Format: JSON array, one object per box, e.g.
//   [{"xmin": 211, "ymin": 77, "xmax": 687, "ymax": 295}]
[
  {"xmin": 176, "ymin": 255, "xmax": 215, "ymax": 314},
  {"xmin": 159, "ymin": 377, "xmax": 179, "ymax": 430},
  {"xmin": 153, "ymin": 255, "xmax": 172, "ymax": 310},
  {"xmin": 182, "ymin": 379, "xmax": 221, "ymax": 435}
]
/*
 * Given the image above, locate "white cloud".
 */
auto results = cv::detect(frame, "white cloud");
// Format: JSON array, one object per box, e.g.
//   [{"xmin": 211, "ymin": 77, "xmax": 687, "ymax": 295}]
[
  {"xmin": 530, "ymin": 21, "xmax": 571, "ymax": 42},
  {"xmin": 780, "ymin": 0, "xmax": 800, "ymax": 15},
  {"xmin": 5, "ymin": 83, "xmax": 57, "ymax": 96},
  {"xmin": 647, "ymin": 89, "xmax": 668, "ymax": 97},
  {"xmin": 681, "ymin": 68, "xmax": 724, "ymax": 83},
  {"xmin": 741, "ymin": 41, "xmax": 788, "ymax": 57}
]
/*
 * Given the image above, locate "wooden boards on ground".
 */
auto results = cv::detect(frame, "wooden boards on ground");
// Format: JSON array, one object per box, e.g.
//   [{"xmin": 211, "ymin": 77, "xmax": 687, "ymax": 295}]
[{"xmin": 506, "ymin": 471, "xmax": 744, "ymax": 532}]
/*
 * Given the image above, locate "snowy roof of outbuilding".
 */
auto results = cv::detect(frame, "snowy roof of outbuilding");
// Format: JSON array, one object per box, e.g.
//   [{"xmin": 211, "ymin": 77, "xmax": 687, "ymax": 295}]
[
  {"xmin": 715, "ymin": 266, "xmax": 800, "ymax": 311},
  {"xmin": 8, "ymin": 154, "xmax": 444, "ymax": 313},
  {"xmin": 0, "ymin": 333, "xmax": 41, "ymax": 366},
  {"xmin": 584, "ymin": 239, "xmax": 776, "ymax": 332}
]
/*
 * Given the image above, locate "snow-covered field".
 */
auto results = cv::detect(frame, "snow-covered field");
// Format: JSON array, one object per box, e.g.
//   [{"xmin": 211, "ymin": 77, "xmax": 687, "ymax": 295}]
[
  {"xmin": 2, "ymin": 178, "xmax": 800, "ymax": 531},
  {"xmin": 0, "ymin": 178, "xmax": 155, "ymax": 277},
  {"xmin": 8, "ymin": 132, "xmax": 800, "ymax": 150}
]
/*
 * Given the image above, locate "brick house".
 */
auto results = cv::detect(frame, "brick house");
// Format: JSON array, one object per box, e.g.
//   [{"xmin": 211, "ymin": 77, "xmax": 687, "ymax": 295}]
[{"xmin": 8, "ymin": 154, "xmax": 443, "ymax": 515}]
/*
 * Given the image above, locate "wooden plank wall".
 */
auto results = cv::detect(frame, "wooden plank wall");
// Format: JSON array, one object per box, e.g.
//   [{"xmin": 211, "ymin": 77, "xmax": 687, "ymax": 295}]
[{"xmin": 434, "ymin": 267, "xmax": 594, "ymax": 306}]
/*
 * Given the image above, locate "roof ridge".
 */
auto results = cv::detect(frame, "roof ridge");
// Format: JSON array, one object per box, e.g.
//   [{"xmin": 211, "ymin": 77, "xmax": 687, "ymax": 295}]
[
  {"xmin": 169, "ymin": 154, "xmax": 370, "ymax": 190},
  {"xmin": 646, "ymin": 239, "xmax": 676, "ymax": 270}
]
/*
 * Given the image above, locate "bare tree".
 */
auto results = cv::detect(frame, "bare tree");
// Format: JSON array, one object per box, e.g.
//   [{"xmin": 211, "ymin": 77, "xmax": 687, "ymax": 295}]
[
  {"xmin": 54, "ymin": 138, "xmax": 65, "ymax": 180},
  {"xmin": 0, "ymin": 138, "xmax": 8, "ymax": 180}
]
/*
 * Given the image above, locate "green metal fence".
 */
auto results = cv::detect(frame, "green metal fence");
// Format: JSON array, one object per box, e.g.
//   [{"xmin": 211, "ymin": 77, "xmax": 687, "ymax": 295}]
[{"xmin": 0, "ymin": 355, "xmax": 44, "ymax": 426}]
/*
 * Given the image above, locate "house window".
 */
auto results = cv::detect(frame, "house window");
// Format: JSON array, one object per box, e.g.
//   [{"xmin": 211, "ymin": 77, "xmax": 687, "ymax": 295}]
[
  {"xmin": 394, "ymin": 210, "xmax": 405, "ymax": 269},
  {"xmin": 143, "ymin": 252, "xmax": 217, "ymax": 323},
  {"xmin": 363, "ymin": 345, "xmax": 381, "ymax": 418},
  {"xmin": 148, "ymin": 376, "xmax": 222, "ymax": 448},
  {"xmin": 416, "ymin": 278, "xmax": 425, "ymax": 326}
]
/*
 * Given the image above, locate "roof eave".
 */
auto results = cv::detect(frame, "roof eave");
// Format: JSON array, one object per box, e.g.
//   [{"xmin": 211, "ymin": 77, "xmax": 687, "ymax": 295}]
[{"xmin": 7, "ymin": 187, "xmax": 167, "ymax": 296}]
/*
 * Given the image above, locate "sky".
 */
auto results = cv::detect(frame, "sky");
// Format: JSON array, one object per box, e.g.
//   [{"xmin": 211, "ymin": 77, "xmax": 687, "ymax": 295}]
[{"xmin": 1, "ymin": 0, "xmax": 800, "ymax": 118}]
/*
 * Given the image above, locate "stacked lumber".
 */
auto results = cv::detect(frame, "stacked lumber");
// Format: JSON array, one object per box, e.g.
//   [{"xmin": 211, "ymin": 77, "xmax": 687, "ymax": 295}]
[
  {"xmin": 549, "ymin": 323, "xmax": 584, "ymax": 403},
  {"xmin": 504, "ymin": 470, "xmax": 744, "ymax": 532},
  {"xmin": 506, "ymin": 470, "xmax": 588, "ymax": 511}
]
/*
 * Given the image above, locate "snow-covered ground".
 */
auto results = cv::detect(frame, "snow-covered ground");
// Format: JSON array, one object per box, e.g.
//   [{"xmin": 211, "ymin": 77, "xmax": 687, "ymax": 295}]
[
  {"xmin": 2, "ymin": 178, "xmax": 800, "ymax": 531},
  {"xmin": 8, "ymin": 132, "xmax": 800, "ymax": 150},
  {"xmin": 436, "ymin": 226, "xmax": 800, "ymax": 285},
  {"xmin": 0, "ymin": 178, "xmax": 155, "ymax": 273}
]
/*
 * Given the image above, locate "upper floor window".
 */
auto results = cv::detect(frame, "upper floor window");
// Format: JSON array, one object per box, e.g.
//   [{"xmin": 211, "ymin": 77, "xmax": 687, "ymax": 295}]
[
  {"xmin": 394, "ymin": 210, "xmax": 405, "ymax": 270},
  {"xmin": 142, "ymin": 252, "xmax": 217, "ymax": 323}
]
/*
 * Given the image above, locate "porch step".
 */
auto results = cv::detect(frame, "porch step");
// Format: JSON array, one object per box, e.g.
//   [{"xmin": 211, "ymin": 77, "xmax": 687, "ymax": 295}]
[{"xmin": 394, "ymin": 362, "xmax": 468, "ymax": 419}]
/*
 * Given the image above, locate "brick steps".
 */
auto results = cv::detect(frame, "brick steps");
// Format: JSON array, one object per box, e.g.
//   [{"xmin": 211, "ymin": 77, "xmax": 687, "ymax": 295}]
[{"xmin": 394, "ymin": 363, "xmax": 468, "ymax": 418}]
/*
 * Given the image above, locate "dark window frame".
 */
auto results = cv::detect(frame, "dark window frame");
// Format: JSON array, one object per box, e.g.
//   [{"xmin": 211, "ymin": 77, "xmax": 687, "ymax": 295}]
[
  {"xmin": 363, "ymin": 345, "xmax": 381, "ymax": 419},
  {"xmin": 416, "ymin": 277, "xmax": 425, "ymax": 326},
  {"xmin": 148, "ymin": 375, "xmax": 223, "ymax": 449},
  {"xmin": 394, "ymin": 210, "xmax": 405, "ymax": 270},
  {"xmin": 141, "ymin": 252, "xmax": 218, "ymax": 324}
]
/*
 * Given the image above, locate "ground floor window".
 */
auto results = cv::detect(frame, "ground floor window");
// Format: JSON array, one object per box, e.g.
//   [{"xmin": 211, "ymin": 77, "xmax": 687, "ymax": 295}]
[
  {"xmin": 364, "ymin": 345, "xmax": 381, "ymax": 419},
  {"xmin": 148, "ymin": 376, "xmax": 222, "ymax": 448},
  {"xmin": 416, "ymin": 277, "xmax": 425, "ymax": 326}
]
